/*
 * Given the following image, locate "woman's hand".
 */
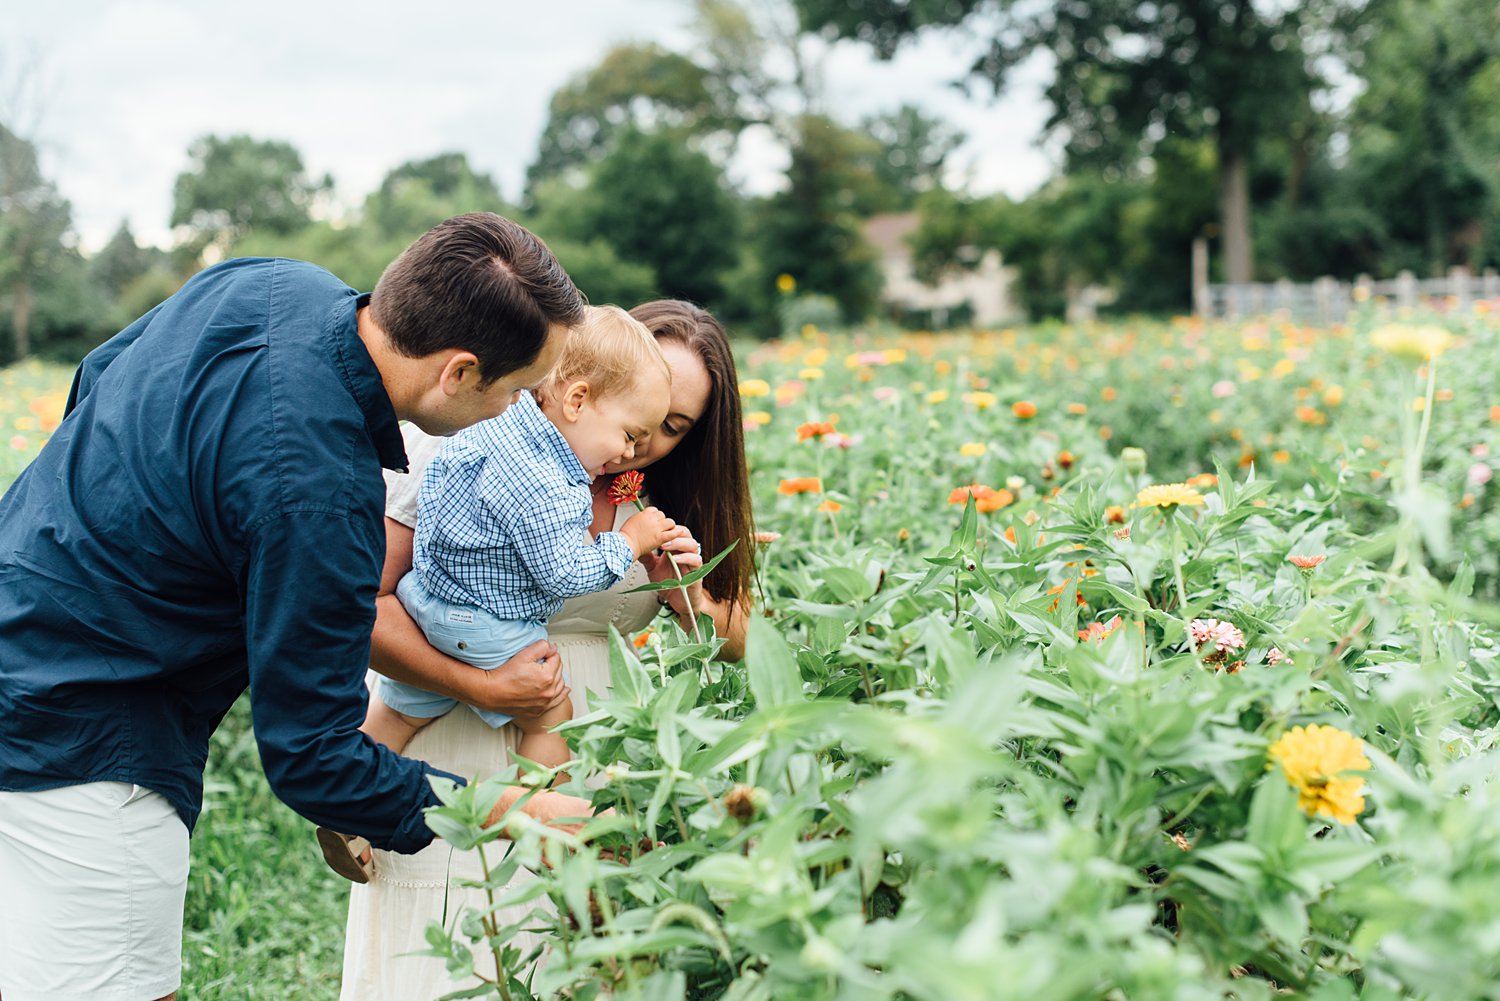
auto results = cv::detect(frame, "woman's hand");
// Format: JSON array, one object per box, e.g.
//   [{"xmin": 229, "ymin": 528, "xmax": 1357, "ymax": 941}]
[{"xmin": 640, "ymin": 531, "xmax": 704, "ymax": 623}]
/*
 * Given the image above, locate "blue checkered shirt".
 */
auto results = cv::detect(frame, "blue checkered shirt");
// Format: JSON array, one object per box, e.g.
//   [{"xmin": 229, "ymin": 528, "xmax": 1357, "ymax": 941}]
[{"xmin": 411, "ymin": 392, "xmax": 635, "ymax": 621}]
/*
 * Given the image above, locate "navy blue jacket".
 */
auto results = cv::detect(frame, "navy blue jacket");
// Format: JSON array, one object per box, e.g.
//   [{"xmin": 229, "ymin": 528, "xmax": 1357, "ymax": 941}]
[{"xmin": 0, "ymin": 258, "xmax": 457, "ymax": 853}]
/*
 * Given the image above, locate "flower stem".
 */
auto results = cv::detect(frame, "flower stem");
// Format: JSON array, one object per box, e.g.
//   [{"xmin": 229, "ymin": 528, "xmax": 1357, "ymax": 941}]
[{"xmin": 635, "ymin": 499, "xmax": 701, "ymax": 642}]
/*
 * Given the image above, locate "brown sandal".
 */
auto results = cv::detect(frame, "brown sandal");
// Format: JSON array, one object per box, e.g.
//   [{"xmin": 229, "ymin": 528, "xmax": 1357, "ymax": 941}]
[{"xmin": 316, "ymin": 827, "xmax": 374, "ymax": 883}]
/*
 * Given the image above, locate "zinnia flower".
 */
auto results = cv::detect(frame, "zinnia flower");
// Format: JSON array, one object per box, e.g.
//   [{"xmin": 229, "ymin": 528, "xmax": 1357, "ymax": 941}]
[
  {"xmin": 607, "ymin": 470, "xmax": 646, "ymax": 506},
  {"xmin": 797, "ymin": 421, "xmax": 837, "ymax": 442},
  {"xmin": 1078, "ymin": 615, "xmax": 1123, "ymax": 642},
  {"xmin": 776, "ymin": 273, "xmax": 796, "ymax": 294},
  {"xmin": 1267, "ymin": 724, "xmax": 1371, "ymax": 824},
  {"xmin": 1370, "ymin": 323, "xmax": 1452, "ymax": 361},
  {"xmin": 1189, "ymin": 618, "xmax": 1245, "ymax": 652},
  {"xmin": 947, "ymin": 484, "xmax": 1014, "ymax": 513},
  {"xmin": 1104, "ymin": 505, "xmax": 1126, "ymax": 524},
  {"xmin": 963, "ymin": 391, "xmax": 998, "ymax": 409},
  {"xmin": 1012, "ymin": 400, "xmax": 1037, "ymax": 419},
  {"xmin": 1288, "ymin": 554, "xmax": 1325, "ymax": 577},
  {"xmin": 739, "ymin": 379, "xmax": 771, "ymax": 398},
  {"xmin": 778, "ymin": 477, "xmax": 822, "ymax": 495},
  {"xmin": 753, "ymin": 532, "xmax": 782, "ymax": 545},
  {"xmin": 1266, "ymin": 647, "xmax": 1288, "ymax": 666},
  {"xmin": 959, "ymin": 442, "xmax": 987, "ymax": 458},
  {"xmin": 817, "ymin": 499, "xmax": 842, "ymax": 513},
  {"xmin": 1136, "ymin": 483, "xmax": 1206, "ymax": 509}
]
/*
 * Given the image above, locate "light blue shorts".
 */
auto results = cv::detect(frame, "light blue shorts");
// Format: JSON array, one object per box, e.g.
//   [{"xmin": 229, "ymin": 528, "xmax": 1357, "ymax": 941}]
[{"xmin": 379, "ymin": 571, "xmax": 548, "ymax": 729}]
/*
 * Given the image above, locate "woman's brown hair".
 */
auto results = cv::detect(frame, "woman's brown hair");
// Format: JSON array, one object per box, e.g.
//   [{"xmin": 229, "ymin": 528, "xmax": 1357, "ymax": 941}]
[{"xmin": 629, "ymin": 300, "xmax": 755, "ymax": 608}]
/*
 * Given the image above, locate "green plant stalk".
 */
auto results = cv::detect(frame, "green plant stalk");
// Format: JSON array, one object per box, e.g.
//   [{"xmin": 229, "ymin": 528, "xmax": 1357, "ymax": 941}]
[
  {"xmin": 632, "ymin": 497, "xmax": 701, "ymax": 642},
  {"xmin": 476, "ymin": 841, "xmax": 514, "ymax": 1001}
]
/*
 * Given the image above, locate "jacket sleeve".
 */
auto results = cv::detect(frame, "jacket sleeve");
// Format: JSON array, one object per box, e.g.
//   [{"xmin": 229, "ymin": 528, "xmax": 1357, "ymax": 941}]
[{"xmin": 241, "ymin": 508, "xmax": 463, "ymax": 853}]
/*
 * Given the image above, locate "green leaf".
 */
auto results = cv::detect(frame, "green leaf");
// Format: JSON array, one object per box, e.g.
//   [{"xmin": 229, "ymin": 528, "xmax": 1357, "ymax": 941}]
[
  {"xmin": 746, "ymin": 615, "xmax": 803, "ymax": 708},
  {"xmin": 626, "ymin": 540, "xmax": 740, "ymax": 592}
]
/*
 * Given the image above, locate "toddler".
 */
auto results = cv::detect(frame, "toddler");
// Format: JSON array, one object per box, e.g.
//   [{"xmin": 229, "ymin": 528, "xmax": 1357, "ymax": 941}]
[{"xmin": 318, "ymin": 305, "xmax": 684, "ymax": 881}]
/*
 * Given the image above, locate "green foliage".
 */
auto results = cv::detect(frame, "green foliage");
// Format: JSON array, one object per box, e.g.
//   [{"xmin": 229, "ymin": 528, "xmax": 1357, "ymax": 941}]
[
  {"xmin": 407, "ymin": 307, "xmax": 1500, "ymax": 999},
  {"xmin": 542, "ymin": 127, "xmax": 742, "ymax": 306},
  {"xmin": 526, "ymin": 42, "xmax": 733, "ymax": 198},
  {"xmin": 751, "ymin": 116, "xmax": 884, "ymax": 333},
  {"xmin": 171, "ymin": 134, "xmax": 332, "ymax": 258},
  {"xmin": 0, "ymin": 121, "xmax": 76, "ymax": 360}
]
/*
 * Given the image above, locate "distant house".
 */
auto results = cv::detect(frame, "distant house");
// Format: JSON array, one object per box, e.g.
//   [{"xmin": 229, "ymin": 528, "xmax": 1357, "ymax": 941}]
[{"xmin": 863, "ymin": 211, "xmax": 1018, "ymax": 328}]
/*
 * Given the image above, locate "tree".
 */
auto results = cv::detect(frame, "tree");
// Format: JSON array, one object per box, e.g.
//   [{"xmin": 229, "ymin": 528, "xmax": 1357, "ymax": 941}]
[
  {"xmin": 577, "ymin": 128, "xmax": 742, "ymax": 306},
  {"xmin": 0, "ymin": 122, "xmax": 72, "ymax": 359},
  {"xmin": 365, "ymin": 152, "xmax": 508, "ymax": 238},
  {"xmin": 1342, "ymin": 0, "xmax": 1500, "ymax": 275},
  {"xmin": 754, "ymin": 115, "xmax": 884, "ymax": 328},
  {"xmin": 795, "ymin": 0, "xmax": 1366, "ymax": 284},
  {"xmin": 861, "ymin": 104, "xmax": 965, "ymax": 209},
  {"xmin": 171, "ymin": 134, "xmax": 331, "ymax": 259},
  {"xmin": 526, "ymin": 42, "xmax": 733, "ymax": 196}
]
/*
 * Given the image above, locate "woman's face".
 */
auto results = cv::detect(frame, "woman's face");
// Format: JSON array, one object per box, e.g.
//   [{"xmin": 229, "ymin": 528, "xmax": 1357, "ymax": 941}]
[{"xmin": 602, "ymin": 340, "xmax": 712, "ymax": 474}]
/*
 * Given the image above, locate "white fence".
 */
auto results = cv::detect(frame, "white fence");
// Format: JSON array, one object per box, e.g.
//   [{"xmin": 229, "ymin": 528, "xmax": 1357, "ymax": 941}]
[{"xmin": 1198, "ymin": 267, "xmax": 1500, "ymax": 323}]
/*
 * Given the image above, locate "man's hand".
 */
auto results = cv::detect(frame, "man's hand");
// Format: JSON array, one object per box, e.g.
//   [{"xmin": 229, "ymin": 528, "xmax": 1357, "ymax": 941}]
[{"xmin": 461, "ymin": 639, "xmax": 569, "ymax": 717}]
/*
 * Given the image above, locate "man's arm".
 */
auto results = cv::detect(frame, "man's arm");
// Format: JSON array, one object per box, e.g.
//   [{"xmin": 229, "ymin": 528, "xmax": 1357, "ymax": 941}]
[
  {"xmin": 371, "ymin": 517, "xmax": 569, "ymax": 717},
  {"xmin": 242, "ymin": 509, "xmax": 457, "ymax": 852}
]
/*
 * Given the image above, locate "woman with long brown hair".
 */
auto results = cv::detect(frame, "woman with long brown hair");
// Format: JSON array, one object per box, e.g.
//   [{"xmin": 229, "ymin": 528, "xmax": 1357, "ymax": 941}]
[{"xmin": 338, "ymin": 300, "xmax": 755, "ymax": 999}]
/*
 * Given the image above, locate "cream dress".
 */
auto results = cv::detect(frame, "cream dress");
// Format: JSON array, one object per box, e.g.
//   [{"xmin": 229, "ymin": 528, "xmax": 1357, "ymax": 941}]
[{"xmin": 339, "ymin": 426, "xmax": 657, "ymax": 1001}]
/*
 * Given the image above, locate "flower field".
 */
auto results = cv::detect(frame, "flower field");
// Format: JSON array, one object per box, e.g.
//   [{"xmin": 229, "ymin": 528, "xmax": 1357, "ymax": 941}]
[{"xmin": 6, "ymin": 304, "xmax": 1500, "ymax": 999}]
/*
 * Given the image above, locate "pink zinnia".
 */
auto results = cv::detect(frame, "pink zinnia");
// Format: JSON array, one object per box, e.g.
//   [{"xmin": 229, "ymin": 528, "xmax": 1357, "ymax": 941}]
[
  {"xmin": 1189, "ymin": 618, "xmax": 1245, "ymax": 651},
  {"xmin": 1211, "ymin": 380, "xmax": 1237, "ymax": 398},
  {"xmin": 1266, "ymin": 647, "xmax": 1288, "ymax": 666},
  {"xmin": 1469, "ymin": 463, "xmax": 1493, "ymax": 487}
]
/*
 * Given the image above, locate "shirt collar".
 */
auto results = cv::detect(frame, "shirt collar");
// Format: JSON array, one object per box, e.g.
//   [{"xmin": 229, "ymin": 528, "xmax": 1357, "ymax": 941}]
[
  {"xmin": 325, "ymin": 292, "xmax": 409, "ymax": 473},
  {"xmin": 509, "ymin": 392, "xmax": 590, "ymax": 485}
]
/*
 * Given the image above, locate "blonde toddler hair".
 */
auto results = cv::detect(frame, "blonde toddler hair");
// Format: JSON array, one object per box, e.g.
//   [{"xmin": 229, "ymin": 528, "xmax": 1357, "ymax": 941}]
[{"xmin": 541, "ymin": 304, "xmax": 670, "ymax": 401}]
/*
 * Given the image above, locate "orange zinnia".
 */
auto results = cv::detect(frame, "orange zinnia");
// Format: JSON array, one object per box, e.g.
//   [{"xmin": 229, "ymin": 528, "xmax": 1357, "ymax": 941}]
[
  {"xmin": 1012, "ymin": 400, "xmax": 1038, "ymax": 419},
  {"xmin": 778, "ymin": 477, "xmax": 823, "ymax": 495},
  {"xmin": 948, "ymin": 484, "xmax": 1013, "ymax": 513},
  {"xmin": 797, "ymin": 420, "xmax": 837, "ymax": 441}
]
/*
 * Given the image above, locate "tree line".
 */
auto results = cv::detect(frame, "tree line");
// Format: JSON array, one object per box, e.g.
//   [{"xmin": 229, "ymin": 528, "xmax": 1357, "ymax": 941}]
[{"xmin": 2, "ymin": 0, "xmax": 1497, "ymax": 362}]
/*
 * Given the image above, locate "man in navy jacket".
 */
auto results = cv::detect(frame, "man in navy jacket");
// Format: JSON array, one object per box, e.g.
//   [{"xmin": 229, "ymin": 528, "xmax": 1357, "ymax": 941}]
[{"xmin": 0, "ymin": 213, "xmax": 582, "ymax": 1001}]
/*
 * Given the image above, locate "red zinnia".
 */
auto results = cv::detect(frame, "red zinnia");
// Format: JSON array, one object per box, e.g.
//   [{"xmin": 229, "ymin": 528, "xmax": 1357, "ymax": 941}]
[{"xmin": 607, "ymin": 470, "xmax": 646, "ymax": 506}]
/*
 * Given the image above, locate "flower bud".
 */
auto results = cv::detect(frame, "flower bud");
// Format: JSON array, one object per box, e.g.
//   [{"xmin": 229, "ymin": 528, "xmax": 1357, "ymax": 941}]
[{"xmin": 1122, "ymin": 447, "xmax": 1147, "ymax": 476}]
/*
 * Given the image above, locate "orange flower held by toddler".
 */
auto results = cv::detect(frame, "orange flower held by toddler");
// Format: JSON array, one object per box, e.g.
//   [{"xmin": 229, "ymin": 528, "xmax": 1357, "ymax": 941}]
[{"xmin": 607, "ymin": 470, "xmax": 646, "ymax": 506}]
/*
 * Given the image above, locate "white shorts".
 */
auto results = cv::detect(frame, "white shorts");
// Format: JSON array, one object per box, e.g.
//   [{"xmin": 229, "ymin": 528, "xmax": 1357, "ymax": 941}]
[{"xmin": 0, "ymin": 781, "xmax": 189, "ymax": 1001}]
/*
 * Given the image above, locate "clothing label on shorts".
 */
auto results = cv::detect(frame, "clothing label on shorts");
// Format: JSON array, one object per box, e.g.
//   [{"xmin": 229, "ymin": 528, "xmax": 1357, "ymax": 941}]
[{"xmin": 447, "ymin": 609, "xmax": 475, "ymax": 624}]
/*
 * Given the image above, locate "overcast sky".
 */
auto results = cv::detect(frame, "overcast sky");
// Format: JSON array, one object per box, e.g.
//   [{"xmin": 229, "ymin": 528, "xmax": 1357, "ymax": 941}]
[{"xmin": 6, "ymin": 1, "xmax": 1056, "ymax": 251}]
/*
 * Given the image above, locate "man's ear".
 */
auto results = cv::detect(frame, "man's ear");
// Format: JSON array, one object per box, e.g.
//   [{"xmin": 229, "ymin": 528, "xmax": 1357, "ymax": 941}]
[
  {"xmin": 438, "ymin": 351, "xmax": 482, "ymax": 397},
  {"xmin": 558, "ymin": 379, "xmax": 591, "ymax": 421}
]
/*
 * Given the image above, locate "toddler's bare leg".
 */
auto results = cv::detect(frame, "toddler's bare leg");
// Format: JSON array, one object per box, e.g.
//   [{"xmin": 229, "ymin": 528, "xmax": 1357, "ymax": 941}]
[
  {"xmin": 514, "ymin": 700, "xmax": 573, "ymax": 773},
  {"xmin": 361, "ymin": 690, "xmax": 433, "ymax": 756}
]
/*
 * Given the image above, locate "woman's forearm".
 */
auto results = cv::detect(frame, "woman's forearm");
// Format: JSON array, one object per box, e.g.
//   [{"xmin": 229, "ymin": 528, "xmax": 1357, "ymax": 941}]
[{"xmin": 679, "ymin": 591, "xmax": 749, "ymax": 661}]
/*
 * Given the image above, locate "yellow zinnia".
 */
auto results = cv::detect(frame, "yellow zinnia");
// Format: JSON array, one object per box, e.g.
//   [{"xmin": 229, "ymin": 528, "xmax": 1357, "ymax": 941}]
[
  {"xmin": 959, "ymin": 442, "xmax": 987, "ymax": 457},
  {"xmin": 739, "ymin": 379, "xmax": 771, "ymax": 399},
  {"xmin": 1135, "ymin": 483, "xmax": 1206, "ymax": 509},
  {"xmin": 1370, "ymin": 323, "xmax": 1452, "ymax": 361},
  {"xmin": 776, "ymin": 273, "xmax": 796, "ymax": 294},
  {"xmin": 962, "ymin": 391, "xmax": 998, "ymax": 410},
  {"xmin": 1267, "ymin": 724, "xmax": 1371, "ymax": 825}
]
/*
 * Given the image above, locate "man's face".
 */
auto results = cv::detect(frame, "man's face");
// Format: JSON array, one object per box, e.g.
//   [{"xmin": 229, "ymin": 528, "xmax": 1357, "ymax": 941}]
[{"xmin": 419, "ymin": 323, "xmax": 567, "ymax": 437}]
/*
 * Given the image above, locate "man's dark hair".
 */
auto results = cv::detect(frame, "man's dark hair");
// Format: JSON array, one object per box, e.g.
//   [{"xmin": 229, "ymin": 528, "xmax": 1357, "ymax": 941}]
[{"xmin": 370, "ymin": 213, "xmax": 585, "ymax": 385}]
